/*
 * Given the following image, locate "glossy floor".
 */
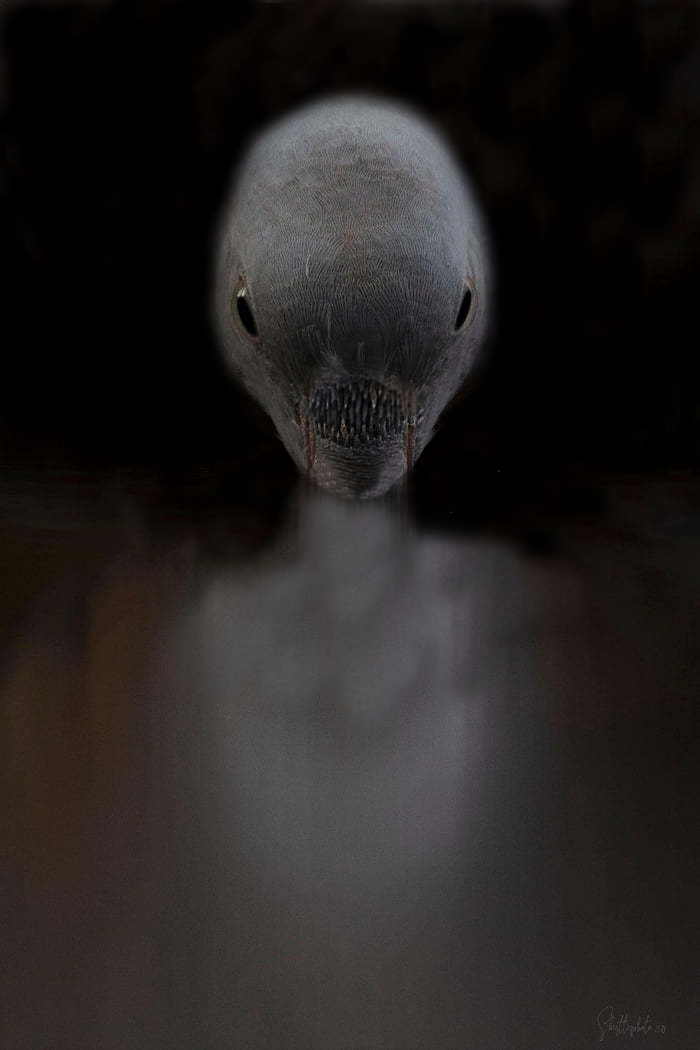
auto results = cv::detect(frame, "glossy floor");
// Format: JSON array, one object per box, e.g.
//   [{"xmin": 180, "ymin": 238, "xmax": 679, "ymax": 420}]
[{"xmin": 0, "ymin": 473, "xmax": 697, "ymax": 1050}]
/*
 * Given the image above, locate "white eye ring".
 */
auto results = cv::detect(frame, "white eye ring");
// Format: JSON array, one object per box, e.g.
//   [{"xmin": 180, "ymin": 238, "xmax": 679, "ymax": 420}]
[
  {"xmin": 455, "ymin": 282, "xmax": 474, "ymax": 331},
  {"xmin": 234, "ymin": 282, "xmax": 259, "ymax": 339}
]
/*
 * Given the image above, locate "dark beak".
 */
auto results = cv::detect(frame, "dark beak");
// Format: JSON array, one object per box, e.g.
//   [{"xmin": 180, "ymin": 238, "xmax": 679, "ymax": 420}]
[
  {"xmin": 300, "ymin": 377, "xmax": 418, "ymax": 499},
  {"xmin": 310, "ymin": 438, "xmax": 408, "ymax": 499}
]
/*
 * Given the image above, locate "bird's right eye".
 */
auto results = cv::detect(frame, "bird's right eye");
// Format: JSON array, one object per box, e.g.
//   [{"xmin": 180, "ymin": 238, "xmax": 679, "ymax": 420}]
[
  {"xmin": 235, "ymin": 286, "xmax": 259, "ymax": 338},
  {"xmin": 455, "ymin": 283, "xmax": 473, "ymax": 331}
]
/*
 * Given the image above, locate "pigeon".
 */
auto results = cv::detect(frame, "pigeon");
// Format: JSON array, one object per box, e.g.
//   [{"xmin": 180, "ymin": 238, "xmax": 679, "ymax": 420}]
[{"xmin": 212, "ymin": 94, "xmax": 491, "ymax": 498}]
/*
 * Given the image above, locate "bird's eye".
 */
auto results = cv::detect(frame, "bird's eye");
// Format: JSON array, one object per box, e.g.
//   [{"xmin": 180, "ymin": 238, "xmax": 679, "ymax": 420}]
[
  {"xmin": 455, "ymin": 284, "xmax": 473, "ymax": 330},
  {"xmin": 235, "ymin": 286, "xmax": 259, "ymax": 338}
]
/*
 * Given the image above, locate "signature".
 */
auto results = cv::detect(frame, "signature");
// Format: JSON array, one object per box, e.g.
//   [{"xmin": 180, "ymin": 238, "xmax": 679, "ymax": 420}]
[{"xmin": 596, "ymin": 1005, "xmax": 667, "ymax": 1041}]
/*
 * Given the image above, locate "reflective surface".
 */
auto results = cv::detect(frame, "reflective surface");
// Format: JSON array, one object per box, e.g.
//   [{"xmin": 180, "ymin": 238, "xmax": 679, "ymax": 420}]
[{"xmin": 0, "ymin": 472, "xmax": 697, "ymax": 1049}]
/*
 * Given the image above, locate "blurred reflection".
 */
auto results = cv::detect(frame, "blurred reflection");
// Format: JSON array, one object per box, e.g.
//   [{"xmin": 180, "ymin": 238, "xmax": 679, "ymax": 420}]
[
  {"xmin": 0, "ymin": 479, "xmax": 697, "ymax": 1049},
  {"xmin": 185, "ymin": 490, "xmax": 569, "ymax": 1049}
]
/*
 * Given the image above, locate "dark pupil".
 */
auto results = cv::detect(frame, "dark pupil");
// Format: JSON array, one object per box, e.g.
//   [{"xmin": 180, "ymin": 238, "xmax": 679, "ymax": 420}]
[
  {"xmin": 455, "ymin": 287, "xmax": 472, "ymax": 329},
  {"xmin": 236, "ymin": 292, "xmax": 258, "ymax": 337}
]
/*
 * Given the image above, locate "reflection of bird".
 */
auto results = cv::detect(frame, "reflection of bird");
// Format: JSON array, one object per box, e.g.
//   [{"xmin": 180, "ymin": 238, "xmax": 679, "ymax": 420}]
[{"xmin": 212, "ymin": 95, "xmax": 491, "ymax": 498}]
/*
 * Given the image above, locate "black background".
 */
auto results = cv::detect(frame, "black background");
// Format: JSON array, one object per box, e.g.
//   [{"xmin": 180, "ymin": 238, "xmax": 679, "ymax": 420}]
[{"xmin": 1, "ymin": 0, "xmax": 698, "ymax": 539}]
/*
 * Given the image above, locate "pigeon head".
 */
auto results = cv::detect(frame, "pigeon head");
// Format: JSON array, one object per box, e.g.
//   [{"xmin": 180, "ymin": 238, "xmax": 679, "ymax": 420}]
[{"xmin": 212, "ymin": 95, "xmax": 491, "ymax": 498}]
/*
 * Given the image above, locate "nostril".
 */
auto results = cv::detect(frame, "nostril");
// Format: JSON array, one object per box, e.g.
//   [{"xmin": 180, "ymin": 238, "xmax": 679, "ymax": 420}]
[{"xmin": 308, "ymin": 379, "xmax": 421, "ymax": 447}]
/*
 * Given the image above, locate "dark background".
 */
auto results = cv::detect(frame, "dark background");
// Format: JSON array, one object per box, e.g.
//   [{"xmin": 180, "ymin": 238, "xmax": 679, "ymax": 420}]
[
  {"xmin": 1, "ymin": 0, "xmax": 698, "ymax": 536},
  {"xmin": 1, "ymin": 7, "xmax": 699, "ymax": 1048}
]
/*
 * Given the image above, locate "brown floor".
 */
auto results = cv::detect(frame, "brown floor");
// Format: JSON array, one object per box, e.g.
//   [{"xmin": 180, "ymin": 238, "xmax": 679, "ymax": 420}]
[{"xmin": 0, "ymin": 470, "xmax": 697, "ymax": 1049}]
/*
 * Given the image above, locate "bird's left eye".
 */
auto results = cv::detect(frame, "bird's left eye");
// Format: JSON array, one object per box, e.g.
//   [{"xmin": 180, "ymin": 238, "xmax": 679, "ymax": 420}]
[
  {"xmin": 235, "ymin": 286, "xmax": 259, "ymax": 338},
  {"xmin": 455, "ymin": 284, "xmax": 473, "ymax": 330}
]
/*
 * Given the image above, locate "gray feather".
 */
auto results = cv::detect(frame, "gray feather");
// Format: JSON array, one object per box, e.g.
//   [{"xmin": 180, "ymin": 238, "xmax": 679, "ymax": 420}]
[{"xmin": 212, "ymin": 94, "xmax": 491, "ymax": 497}]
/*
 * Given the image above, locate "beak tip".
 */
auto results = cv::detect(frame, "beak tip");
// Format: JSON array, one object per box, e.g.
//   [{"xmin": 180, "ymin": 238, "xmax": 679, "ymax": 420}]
[{"xmin": 307, "ymin": 437, "xmax": 409, "ymax": 499}]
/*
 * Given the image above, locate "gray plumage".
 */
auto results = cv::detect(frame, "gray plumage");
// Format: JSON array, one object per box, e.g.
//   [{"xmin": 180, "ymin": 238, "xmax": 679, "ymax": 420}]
[{"xmin": 212, "ymin": 95, "xmax": 491, "ymax": 498}]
